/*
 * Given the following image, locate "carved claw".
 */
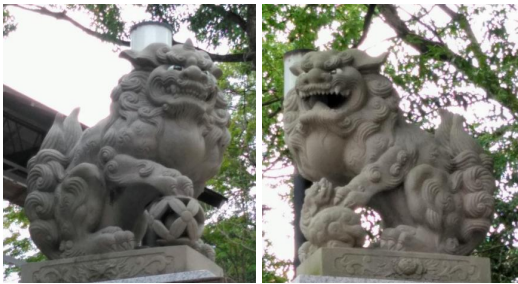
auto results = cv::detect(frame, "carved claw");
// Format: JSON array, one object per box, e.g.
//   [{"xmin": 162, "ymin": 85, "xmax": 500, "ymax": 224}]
[
  {"xmin": 94, "ymin": 227, "xmax": 136, "ymax": 253},
  {"xmin": 334, "ymin": 186, "xmax": 351, "ymax": 205},
  {"xmin": 380, "ymin": 225, "xmax": 422, "ymax": 252}
]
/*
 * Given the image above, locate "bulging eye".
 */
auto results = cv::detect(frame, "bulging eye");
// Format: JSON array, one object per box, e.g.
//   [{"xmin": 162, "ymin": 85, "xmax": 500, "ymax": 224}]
[
  {"xmin": 330, "ymin": 69, "xmax": 342, "ymax": 75},
  {"xmin": 168, "ymin": 65, "xmax": 183, "ymax": 71}
]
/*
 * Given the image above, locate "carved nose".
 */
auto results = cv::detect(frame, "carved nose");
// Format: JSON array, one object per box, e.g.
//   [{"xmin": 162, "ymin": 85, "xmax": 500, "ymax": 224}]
[
  {"xmin": 181, "ymin": 65, "xmax": 208, "ymax": 83},
  {"xmin": 303, "ymin": 69, "xmax": 330, "ymax": 85}
]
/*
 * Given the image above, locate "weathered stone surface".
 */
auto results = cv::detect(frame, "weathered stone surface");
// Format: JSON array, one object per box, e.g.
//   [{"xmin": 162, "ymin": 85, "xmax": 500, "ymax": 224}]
[
  {"xmin": 20, "ymin": 246, "xmax": 223, "ymax": 283},
  {"xmin": 284, "ymin": 49, "xmax": 495, "ymax": 261},
  {"xmin": 101, "ymin": 270, "xmax": 222, "ymax": 283},
  {"xmin": 24, "ymin": 39, "xmax": 230, "ymax": 260},
  {"xmin": 293, "ymin": 274, "xmax": 412, "ymax": 283},
  {"xmin": 296, "ymin": 248, "xmax": 490, "ymax": 283}
]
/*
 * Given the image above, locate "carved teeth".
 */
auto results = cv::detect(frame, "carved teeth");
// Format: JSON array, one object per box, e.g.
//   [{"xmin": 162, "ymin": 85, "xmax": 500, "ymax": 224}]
[{"xmin": 161, "ymin": 84, "xmax": 209, "ymax": 101}]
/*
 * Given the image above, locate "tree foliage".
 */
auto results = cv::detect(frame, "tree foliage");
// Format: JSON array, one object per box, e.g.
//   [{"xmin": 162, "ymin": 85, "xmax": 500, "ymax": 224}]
[
  {"xmin": 262, "ymin": 4, "xmax": 517, "ymax": 282},
  {"xmin": 3, "ymin": 4, "xmax": 256, "ymax": 283},
  {"xmin": 205, "ymin": 61, "xmax": 257, "ymax": 282},
  {"xmin": 3, "ymin": 204, "xmax": 46, "ymax": 280}
]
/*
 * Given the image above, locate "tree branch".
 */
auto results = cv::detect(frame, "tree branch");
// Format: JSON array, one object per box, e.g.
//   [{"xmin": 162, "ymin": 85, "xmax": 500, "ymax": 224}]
[
  {"xmin": 9, "ymin": 4, "xmax": 130, "ymax": 46},
  {"xmin": 377, "ymin": 4, "xmax": 518, "ymax": 117},
  {"xmin": 438, "ymin": 5, "xmax": 488, "ymax": 69},
  {"xmin": 354, "ymin": 4, "xmax": 376, "ymax": 48},
  {"xmin": 215, "ymin": 226, "xmax": 255, "ymax": 252},
  {"xmin": 262, "ymin": 97, "xmax": 283, "ymax": 107},
  {"xmin": 8, "ymin": 4, "xmax": 255, "ymax": 64},
  {"xmin": 204, "ymin": 4, "xmax": 248, "ymax": 32},
  {"xmin": 399, "ymin": 5, "xmax": 444, "ymax": 44}
]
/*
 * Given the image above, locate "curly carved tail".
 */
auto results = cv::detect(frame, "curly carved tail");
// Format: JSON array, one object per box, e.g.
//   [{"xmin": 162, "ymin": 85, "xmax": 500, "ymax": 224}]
[
  {"xmin": 25, "ymin": 109, "xmax": 83, "ymax": 259},
  {"xmin": 437, "ymin": 110, "xmax": 495, "ymax": 255}
]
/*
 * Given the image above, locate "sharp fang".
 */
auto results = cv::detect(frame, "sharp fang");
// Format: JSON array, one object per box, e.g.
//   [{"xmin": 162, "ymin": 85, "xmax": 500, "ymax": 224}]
[{"xmin": 335, "ymin": 87, "xmax": 341, "ymax": 94}]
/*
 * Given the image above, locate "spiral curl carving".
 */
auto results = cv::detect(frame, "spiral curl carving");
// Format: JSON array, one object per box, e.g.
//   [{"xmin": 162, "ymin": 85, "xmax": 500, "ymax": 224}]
[
  {"xmin": 166, "ymin": 52, "xmax": 184, "ymax": 64},
  {"xmin": 462, "ymin": 166, "xmax": 494, "ymax": 193},
  {"xmin": 463, "ymin": 191, "xmax": 494, "ymax": 218},
  {"xmin": 60, "ymin": 177, "xmax": 88, "ymax": 210},
  {"xmin": 27, "ymin": 164, "xmax": 58, "ymax": 193},
  {"xmin": 370, "ymin": 98, "xmax": 391, "ymax": 123},
  {"xmin": 390, "ymin": 163, "xmax": 402, "ymax": 176},
  {"xmin": 452, "ymin": 150, "xmax": 480, "ymax": 170},
  {"xmin": 99, "ymin": 146, "xmax": 117, "ymax": 165},
  {"xmin": 138, "ymin": 162, "xmax": 154, "ymax": 177},
  {"xmin": 367, "ymin": 77, "xmax": 393, "ymax": 98},
  {"xmin": 120, "ymin": 92, "xmax": 141, "ymax": 111},
  {"xmin": 338, "ymin": 51, "xmax": 353, "ymax": 65},
  {"xmin": 29, "ymin": 149, "xmax": 68, "ymax": 169},
  {"xmin": 156, "ymin": 46, "xmax": 171, "ymax": 63},
  {"xmin": 324, "ymin": 55, "xmax": 341, "ymax": 70},
  {"xmin": 105, "ymin": 160, "xmax": 119, "ymax": 175},
  {"xmin": 120, "ymin": 77, "xmax": 143, "ymax": 93},
  {"xmin": 25, "ymin": 191, "xmax": 55, "ymax": 221},
  {"xmin": 29, "ymin": 220, "xmax": 60, "ymax": 259},
  {"xmin": 460, "ymin": 219, "xmax": 491, "ymax": 242}
]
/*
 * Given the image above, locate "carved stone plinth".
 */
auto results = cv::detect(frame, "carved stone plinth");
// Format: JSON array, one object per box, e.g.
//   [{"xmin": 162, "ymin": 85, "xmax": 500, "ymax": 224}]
[
  {"xmin": 296, "ymin": 248, "xmax": 490, "ymax": 283},
  {"xmin": 20, "ymin": 246, "xmax": 223, "ymax": 283}
]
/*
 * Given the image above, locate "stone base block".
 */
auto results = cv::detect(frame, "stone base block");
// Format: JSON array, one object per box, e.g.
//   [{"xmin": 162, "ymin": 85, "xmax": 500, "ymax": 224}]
[
  {"xmin": 101, "ymin": 270, "xmax": 224, "ymax": 283},
  {"xmin": 20, "ymin": 246, "xmax": 223, "ymax": 283},
  {"xmin": 293, "ymin": 274, "xmax": 412, "ymax": 283},
  {"xmin": 296, "ymin": 247, "xmax": 490, "ymax": 283}
]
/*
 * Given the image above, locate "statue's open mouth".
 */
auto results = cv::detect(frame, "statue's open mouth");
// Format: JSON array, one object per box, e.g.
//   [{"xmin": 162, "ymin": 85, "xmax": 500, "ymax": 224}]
[{"xmin": 300, "ymin": 90, "xmax": 351, "ymax": 110}]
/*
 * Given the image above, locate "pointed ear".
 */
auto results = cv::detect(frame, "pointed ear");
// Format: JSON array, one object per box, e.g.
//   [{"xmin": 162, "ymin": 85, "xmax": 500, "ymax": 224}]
[
  {"xmin": 119, "ymin": 50, "xmax": 139, "ymax": 65},
  {"xmin": 350, "ymin": 49, "xmax": 389, "ymax": 72},
  {"xmin": 119, "ymin": 43, "xmax": 167, "ymax": 68},
  {"xmin": 290, "ymin": 62, "xmax": 303, "ymax": 76},
  {"xmin": 184, "ymin": 38, "xmax": 195, "ymax": 50}
]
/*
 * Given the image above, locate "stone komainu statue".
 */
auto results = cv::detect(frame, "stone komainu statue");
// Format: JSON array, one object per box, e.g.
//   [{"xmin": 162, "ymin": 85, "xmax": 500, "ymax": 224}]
[
  {"xmin": 25, "ymin": 40, "xmax": 230, "ymax": 260},
  {"xmin": 283, "ymin": 49, "xmax": 495, "ymax": 261}
]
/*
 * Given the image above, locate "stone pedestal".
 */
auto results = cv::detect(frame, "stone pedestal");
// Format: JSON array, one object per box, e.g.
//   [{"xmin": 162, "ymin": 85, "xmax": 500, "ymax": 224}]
[
  {"xmin": 20, "ymin": 246, "xmax": 223, "ymax": 283},
  {"xmin": 296, "ymin": 247, "xmax": 491, "ymax": 283}
]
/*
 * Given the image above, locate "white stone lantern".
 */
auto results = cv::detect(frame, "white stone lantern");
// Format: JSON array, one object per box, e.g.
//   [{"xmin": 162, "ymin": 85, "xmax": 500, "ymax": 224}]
[{"xmin": 130, "ymin": 21, "xmax": 173, "ymax": 52}]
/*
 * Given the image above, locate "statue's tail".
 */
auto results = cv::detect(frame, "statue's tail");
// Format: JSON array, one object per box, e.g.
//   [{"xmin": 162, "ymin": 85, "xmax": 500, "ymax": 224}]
[
  {"xmin": 25, "ymin": 109, "xmax": 82, "ymax": 259},
  {"xmin": 436, "ymin": 110, "xmax": 495, "ymax": 255}
]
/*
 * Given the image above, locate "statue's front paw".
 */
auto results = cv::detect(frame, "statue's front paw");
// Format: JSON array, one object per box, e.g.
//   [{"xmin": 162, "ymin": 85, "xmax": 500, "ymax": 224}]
[
  {"xmin": 94, "ymin": 227, "xmax": 136, "ymax": 252},
  {"xmin": 298, "ymin": 241, "xmax": 317, "ymax": 262},
  {"xmin": 60, "ymin": 227, "xmax": 135, "ymax": 258},
  {"xmin": 380, "ymin": 225, "xmax": 422, "ymax": 252}
]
